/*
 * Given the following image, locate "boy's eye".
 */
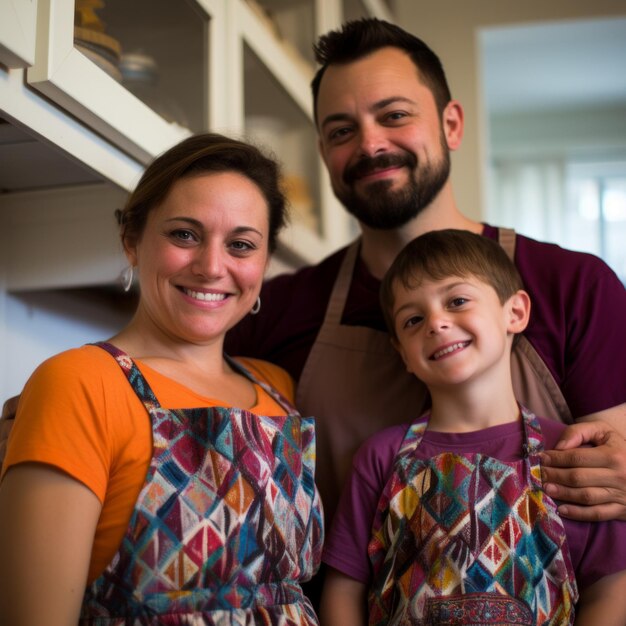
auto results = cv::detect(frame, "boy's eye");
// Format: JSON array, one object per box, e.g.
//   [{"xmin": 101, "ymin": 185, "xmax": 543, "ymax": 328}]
[
  {"xmin": 449, "ymin": 297, "xmax": 468, "ymax": 308},
  {"xmin": 403, "ymin": 315, "xmax": 424, "ymax": 328}
]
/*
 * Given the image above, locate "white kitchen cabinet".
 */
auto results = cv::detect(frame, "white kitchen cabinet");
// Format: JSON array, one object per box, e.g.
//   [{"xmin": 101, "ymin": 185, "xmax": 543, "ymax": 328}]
[{"xmin": 1, "ymin": 0, "xmax": 395, "ymax": 279}]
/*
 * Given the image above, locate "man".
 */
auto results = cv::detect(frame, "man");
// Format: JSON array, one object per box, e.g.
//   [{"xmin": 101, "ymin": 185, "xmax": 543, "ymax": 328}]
[{"xmin": 225, "ymin": 18, "xmax": 626, "ymax": 524}]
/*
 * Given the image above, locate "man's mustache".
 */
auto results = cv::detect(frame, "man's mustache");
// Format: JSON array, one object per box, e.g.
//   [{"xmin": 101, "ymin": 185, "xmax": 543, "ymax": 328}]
[{"xmin": 344, "ymin": 152, "xmax": 417, "ymax": 185}]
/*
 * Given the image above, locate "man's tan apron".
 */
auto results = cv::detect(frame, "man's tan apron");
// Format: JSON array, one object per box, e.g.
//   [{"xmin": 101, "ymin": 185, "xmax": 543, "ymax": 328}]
[{"xmin": 295, "ymin": 229, "xmax": 572, "ymax": 523}]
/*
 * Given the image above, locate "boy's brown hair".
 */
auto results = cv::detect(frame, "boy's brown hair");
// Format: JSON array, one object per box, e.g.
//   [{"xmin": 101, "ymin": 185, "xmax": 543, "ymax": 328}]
[{"xmin": 380, "ymin": 229, "xmax": 524, "ymax": 341}]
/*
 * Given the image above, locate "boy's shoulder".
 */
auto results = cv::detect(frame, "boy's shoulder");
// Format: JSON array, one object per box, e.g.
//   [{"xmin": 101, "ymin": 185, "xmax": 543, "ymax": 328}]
[{"xmin": 353, "ymin": 420, "xmax": 419, "ymax": 477}]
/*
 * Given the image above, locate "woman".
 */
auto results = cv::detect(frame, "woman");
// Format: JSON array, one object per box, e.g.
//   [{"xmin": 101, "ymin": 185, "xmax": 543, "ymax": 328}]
[{"xmin": 0, "ymin": 134, "xmax": 323, "ymax": 625}]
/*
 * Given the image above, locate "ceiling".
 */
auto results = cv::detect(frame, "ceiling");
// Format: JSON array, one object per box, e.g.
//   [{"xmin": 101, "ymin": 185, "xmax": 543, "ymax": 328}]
[{"xmin": 481, "ymin": 16, "xmax": 626, "ymax": 114}]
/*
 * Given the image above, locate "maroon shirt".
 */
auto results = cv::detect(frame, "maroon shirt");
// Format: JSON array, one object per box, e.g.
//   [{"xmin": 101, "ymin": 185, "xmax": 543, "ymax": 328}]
[{"xmin": 226, "ymin": 224, "xmax": 626, "ymax": 419}]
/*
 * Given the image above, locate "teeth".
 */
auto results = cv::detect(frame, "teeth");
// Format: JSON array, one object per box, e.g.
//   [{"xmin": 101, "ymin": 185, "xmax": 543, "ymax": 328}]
[
  {"xmin": 183, "ymin": 288, "xmax": 226, "ymax": 302},
  {"xmin": 433, "ymin": 342, "xmax": 468, "ymax": 360}
]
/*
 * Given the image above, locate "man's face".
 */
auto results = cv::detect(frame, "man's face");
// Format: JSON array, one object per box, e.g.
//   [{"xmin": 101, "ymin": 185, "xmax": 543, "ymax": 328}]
[{"xmin": 316, "ymin": 47, "xmax": 452, "ymax": 230}]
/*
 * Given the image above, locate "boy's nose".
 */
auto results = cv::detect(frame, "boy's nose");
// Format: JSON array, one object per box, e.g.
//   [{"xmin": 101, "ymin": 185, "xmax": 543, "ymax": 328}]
[{"xmin": 427, "ymin": 315, "xmax": 450, "ymax": 335}]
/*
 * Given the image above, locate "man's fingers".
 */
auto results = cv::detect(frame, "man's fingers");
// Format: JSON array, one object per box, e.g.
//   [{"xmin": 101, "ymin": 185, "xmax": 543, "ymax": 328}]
[
  {"xmin": 543, "ymin": 475, "xmax": 622, "ymax": 503},
  {"xmin": 553, "ymin": 419, "xmax": 618, "ymax": 450},
  {"xmin": 540, "ymin": 444, "xmax": 623, "ymax": 470},
  {"xmin": 556, "ymin": 501, "xmax": 626, "ymax": 523},
  {"xmin": 541, "ymin": 464, "xmax": 617, "ymax": 489}
]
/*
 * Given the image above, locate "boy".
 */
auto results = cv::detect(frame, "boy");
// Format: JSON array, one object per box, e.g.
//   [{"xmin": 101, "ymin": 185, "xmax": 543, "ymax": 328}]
[{"xmin": 320, "ymin": 229, "xmax": 626, "ymax": 625}]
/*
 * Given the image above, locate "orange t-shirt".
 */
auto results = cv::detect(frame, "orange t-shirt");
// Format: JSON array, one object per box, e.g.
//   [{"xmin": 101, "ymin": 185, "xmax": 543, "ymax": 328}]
[{"xmin": 2, "ymin": 345, "xmax": 295, "ymax": 583}]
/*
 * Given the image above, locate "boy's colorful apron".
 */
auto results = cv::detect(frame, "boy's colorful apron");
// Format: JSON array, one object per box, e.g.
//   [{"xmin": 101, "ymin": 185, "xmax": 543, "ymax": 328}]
[
  {"xmin": 80, "ymin": 342, "xmax": 324, "ymax": 625},
  {"xmin": 368, "ymin": 407, "xmax": 578, "ymax": 626}
]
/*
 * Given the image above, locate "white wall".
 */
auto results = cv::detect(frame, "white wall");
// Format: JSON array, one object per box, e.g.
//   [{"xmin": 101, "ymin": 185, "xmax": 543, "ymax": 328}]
[
  {"xmin": 394, "ymin": 0, "xmax": 626, "ymax": 220},
  {"xmin": 3, "ymin": 290, "xmax": 132, "ymax": 398},
  {"xmin": 0, "ymin": 183, "xmax": 131, "ymax": 399}
]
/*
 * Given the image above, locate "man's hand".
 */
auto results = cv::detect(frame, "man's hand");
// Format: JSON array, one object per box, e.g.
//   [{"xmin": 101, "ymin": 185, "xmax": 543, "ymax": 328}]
[
  {"xmin": 540, "ymin": 420, "xmax": 626, "ymax": 522},
  {"xmin": 0, "ymin": 396, "xmax": 19, "ymax": 470}
]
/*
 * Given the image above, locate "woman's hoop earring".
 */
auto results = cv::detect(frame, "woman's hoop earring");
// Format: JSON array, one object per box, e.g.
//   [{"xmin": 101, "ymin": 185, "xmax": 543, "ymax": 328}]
[
  {"xmin": 250, "ymin": 297, "xmax": 261, "ymax": 315},
  {"xmin": 122, "ymin": 265, "xmax": 134, "ymax": 292}
]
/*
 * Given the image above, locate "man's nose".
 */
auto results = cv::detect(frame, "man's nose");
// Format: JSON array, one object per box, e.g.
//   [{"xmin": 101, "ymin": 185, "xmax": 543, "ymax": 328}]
[{"xmin": 357, "ymin": 123, "xmax": 388, "ymax": 157}]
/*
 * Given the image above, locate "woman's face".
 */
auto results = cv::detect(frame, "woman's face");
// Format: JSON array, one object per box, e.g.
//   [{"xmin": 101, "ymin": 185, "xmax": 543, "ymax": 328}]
[{"xmin": 126, "ymin": 171, "xmax": 270, "ymax": 347}]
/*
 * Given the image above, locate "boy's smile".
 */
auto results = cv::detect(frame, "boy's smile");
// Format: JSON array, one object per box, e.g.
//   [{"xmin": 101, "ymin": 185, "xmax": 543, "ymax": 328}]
[{"xmin": 430, "ymin": 340, "xmax": 472, "ymax": 361}]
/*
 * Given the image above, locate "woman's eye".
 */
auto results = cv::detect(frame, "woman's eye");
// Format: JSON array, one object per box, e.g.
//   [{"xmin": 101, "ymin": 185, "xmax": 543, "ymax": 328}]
[
  {"xmin": 170, "ymin": 229, "xmax": 196, "ymax": 243},
  {"xmin": 229, "ymin": 240, "xmax": 255, "ymax": 253}
]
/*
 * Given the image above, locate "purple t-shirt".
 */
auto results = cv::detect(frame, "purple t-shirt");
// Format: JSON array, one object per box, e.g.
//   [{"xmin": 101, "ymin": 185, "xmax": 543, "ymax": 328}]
[
  {"xmin": 226, "ymin": 224, "xmax": 626, "ymax": 419},
  {"xmin": 323, "ymin": 416, "xmax": 626, "ymax": 593}
]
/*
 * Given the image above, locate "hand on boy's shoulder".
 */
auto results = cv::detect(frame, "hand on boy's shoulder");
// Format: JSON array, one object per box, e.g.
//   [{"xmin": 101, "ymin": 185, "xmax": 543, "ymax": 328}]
[{"xmin": 540, "ymin": 418, "xmax": 626, "ymax": 522}]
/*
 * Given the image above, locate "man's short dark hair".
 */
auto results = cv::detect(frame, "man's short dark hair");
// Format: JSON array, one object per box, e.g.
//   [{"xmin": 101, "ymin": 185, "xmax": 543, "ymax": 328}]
[{"xmin": 311, "ymin": 18, "xmax": 452, "ymax": 124}]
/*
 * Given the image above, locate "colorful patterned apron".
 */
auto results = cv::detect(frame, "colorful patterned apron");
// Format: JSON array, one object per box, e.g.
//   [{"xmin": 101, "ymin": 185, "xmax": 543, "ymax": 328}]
[
  {"xmin": 80, "ymin": 342, "xmax": 324, "ymax": 625},
  {"xmin": 368, "ymin": 407, "xmax": 578, "ymax": 626}
]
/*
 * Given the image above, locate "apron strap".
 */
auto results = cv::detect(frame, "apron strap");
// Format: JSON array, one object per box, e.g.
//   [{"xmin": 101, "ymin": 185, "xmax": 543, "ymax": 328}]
[
  {"xmin": 323, "ymin": 240, "xmax": 361, "ymax": 327},
  {"xmin": 495, "ymin": 228, "xmax": 573, "ymax": 424},
  {"xmin": 497, "ymin": 226, "xmax": 517, "ymax": 261},
  {"xmin": 226, "ymin": 355, "xmax": 298, "ymax": 415},
  {"xmin": 92, "ymin": 341, "xmax": 162, "ymax": 412}
]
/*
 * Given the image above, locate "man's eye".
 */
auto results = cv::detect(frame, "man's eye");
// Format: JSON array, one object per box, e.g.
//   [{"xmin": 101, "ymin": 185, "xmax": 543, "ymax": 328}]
[
  {"xmin": 386, "ymin": 111, "xmax": 407, "ymax": 121},
  {"xmin": 328, "ymin": 127, "xmax": 352, "ymax": 142}
]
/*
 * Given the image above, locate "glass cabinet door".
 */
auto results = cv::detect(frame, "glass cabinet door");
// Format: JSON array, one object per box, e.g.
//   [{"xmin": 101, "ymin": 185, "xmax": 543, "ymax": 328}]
[
  {"xmin": 244, "ymin": 43, "xmax": 320, "ymax": 237},
  {"xmin": 27, "ymin": 0, "xmax": 220, "ymax": 163},
  {"xmin": 83, "ymin": 0, "xmax": 207, "ymax": 134},
  {"xmin": 245, "ymin": 0, "xmax": 316, "ymax": 66}
]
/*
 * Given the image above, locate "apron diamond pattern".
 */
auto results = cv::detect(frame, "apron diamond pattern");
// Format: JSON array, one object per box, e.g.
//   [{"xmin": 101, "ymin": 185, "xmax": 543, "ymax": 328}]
[
  {"xmin": 80, "ymin": 342, "xmax": 323, "ymax": 625},
  {"xmin": 368, "ymin": 408, "xmax": 577, "ymax": 626}
]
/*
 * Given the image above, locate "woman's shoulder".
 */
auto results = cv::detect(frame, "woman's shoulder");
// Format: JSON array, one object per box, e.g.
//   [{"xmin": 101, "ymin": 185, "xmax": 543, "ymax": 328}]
[
  {"xmin": 27, "ymin": 344, "xmax": 122, "ymax": 386},
  {"xmin": 35, "ymin": 343, "xmax": 117, "ymax": 368}
]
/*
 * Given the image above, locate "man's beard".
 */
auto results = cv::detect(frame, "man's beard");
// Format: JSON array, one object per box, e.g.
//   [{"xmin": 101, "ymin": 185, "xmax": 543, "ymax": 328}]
[{"xmin": 334, "ymin": 140, "xmax": 451, "ymax": 230}]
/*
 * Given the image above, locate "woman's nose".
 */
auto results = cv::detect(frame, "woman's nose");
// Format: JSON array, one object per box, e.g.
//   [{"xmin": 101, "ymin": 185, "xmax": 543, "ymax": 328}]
[{"xmin": 192, "ymin": 244, "xmax": 225, "ymax": 278}]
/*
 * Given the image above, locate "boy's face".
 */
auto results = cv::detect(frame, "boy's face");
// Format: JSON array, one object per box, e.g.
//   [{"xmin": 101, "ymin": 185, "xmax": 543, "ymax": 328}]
[{"xmin": 390, "ymin": 274, "xmax": 529, "ymax": 390}]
